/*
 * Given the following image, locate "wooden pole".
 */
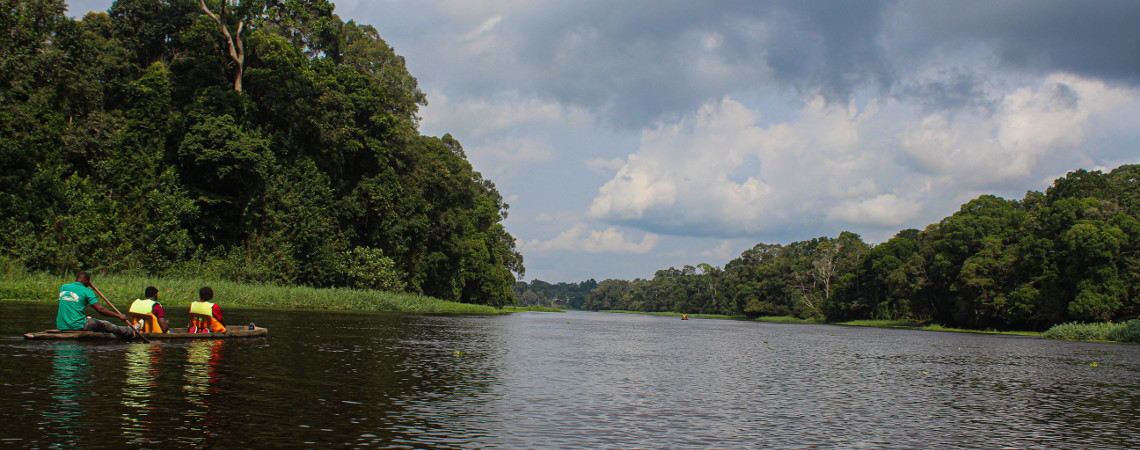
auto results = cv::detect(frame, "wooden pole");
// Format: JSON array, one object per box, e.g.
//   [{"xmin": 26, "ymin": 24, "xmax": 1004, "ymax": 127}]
[{"xmin": 90, "ymin": 285, "xmax": 152, "ymax": 343}]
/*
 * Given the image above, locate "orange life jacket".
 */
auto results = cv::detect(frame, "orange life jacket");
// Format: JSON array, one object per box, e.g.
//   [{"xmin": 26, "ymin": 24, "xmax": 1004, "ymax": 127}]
[
  {"xmin": 189, "ymin": 301, "xmax": 226, "ymax": 333},
  {"xmin": 128, "ymin": 299, "xmax": 166, "ymax": 333}
]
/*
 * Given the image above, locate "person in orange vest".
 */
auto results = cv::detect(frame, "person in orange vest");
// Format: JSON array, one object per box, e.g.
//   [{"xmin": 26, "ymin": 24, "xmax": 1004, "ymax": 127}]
[
  {"xmin": 189, "ymin": 286, "xmax": 226, "ymax": 333},
  {"xmin": 128, "ymin": 286, "xmax": 169, "ymax": 333}
]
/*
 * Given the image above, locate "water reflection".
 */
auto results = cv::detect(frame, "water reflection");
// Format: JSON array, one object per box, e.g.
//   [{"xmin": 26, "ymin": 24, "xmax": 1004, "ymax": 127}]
[
  {"xmin": 43, "ymin": 342, "xmax": 90, "ymax": 448},
  {"xmin": 182, "ymin": 340, "xmax": 224, "ymax": 445},
  {"xmin": 121, "ymin": 344, "xmax": 162, "ymax": 444},
  {"xmin": 4, "ymin": 305, "xmax": 1140, "ymax": 448}
]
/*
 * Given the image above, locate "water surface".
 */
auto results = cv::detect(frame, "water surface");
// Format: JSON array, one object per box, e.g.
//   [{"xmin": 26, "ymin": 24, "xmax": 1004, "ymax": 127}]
[{"xmin": 2, "ymin": 303, "xmax": 1138, "ymax": 448}]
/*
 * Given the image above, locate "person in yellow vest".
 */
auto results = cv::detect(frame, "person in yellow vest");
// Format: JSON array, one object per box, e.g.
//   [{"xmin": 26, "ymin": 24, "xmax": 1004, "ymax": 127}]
[
  {"xmin": 189, "ymin": 286, "xmax": 226, "ymax": 333},
  {"xmin": 127, "ymin": 286, "xmax": 169, "ymax": 333}
]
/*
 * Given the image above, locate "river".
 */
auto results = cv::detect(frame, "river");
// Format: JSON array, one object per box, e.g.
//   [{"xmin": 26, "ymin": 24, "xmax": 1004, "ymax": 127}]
[{"xmin": 1, "ymin": 302, "xmax": 1138, "ymax": 448}]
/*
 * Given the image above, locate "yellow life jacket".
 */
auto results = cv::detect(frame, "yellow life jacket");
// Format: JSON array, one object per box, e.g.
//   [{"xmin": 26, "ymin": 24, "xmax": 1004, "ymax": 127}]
[
  {"xmin": 189, "ymin": 301, "xmax": 226, "ymax": 333},
  {"xmin": 128, "ymin": 299, "xmax": 165, "ymax": 333}
]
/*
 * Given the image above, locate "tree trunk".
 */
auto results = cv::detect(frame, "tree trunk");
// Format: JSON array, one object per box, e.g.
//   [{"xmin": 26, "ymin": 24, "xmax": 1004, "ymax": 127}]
[{"xmin": 199, "ymin": 0, "xmax": 245, "ymax": 92}]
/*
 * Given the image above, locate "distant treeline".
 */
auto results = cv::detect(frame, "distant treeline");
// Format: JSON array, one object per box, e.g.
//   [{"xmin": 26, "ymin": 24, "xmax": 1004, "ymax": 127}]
[
  {"xmin": 1, "ymin": 1, "xmax": 522, "ymax": 306},
  {"xmin": 516, "ymin": 166, "xmax": 1140, "ymax": 330},
  {"xmin": 512, "ymin": 279, "xmax": 597, "ymax": 310}
]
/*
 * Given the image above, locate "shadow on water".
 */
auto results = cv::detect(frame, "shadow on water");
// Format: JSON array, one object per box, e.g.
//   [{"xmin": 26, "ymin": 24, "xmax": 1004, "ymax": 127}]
[{"xmin": 2, "ymin": 304, "xmax": 1139, "ymax": 448}]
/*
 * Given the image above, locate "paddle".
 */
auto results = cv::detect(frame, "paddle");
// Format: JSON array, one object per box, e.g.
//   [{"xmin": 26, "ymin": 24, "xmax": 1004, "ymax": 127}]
[{"xmin": 90, "ymin": 284, "xmax": 152, "ymax": 344}]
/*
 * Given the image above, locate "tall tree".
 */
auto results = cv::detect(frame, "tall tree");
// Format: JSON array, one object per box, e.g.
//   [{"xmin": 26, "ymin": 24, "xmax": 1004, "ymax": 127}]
[{"xmin": 197, "ymin": 0, "xmax": 260, "ymax": 91}]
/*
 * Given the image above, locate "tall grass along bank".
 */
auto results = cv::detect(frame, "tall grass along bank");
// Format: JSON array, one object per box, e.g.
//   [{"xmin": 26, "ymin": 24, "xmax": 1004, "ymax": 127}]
[
  {"xmin": 1044, "ymin": 320, "xmax": 1140, "ymax": 343},
  {"xmin": 1, "ymin": 265, "xmax": 505, "ymax": 315}
]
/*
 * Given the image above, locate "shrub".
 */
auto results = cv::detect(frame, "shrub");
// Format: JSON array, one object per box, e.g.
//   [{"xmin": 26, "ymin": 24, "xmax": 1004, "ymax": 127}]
[
  {"xmin": 336, "ymin": 247, "xmax": 406, "ymax": 292},
  {"xmin": 1109, "ymin": 319, "xmax": 1140, "ymax": 343},
  {"xmin": 1043, "ymin": 321, "xmax": 1133, "ymax": 342}
]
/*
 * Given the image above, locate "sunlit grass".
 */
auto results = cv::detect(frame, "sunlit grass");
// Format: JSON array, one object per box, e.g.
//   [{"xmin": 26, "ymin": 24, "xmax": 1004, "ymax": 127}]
[
  {"xmin": 0, "ymin": 267, "xmax": 506, "ymax": 315},
  {"xmin": 601, "ymin": 310, "xmax": 744, "ymax": 319},
  {"xmin": 832, "ymin": 319, "xmax": 1041, "ymax": 336},
  {"xmin": 502, "ymin": 305, "xmax": 566, "ymax": 312},
  {"xmin": 1044, "ymin": 320, "xmax": 1140, "ymax": 343},
  {"xmin": 912, "ymin": 324, "xmax": 1040, "ymax": 336},
  {"xmin": 601, "ymin": 309, "xmax": 1046, "ymax": 337},
  {"xmin": 754, "ymin": 315, "xmax": 827, "ymax": 324},
  {"xmin": 839, "ymin": 319, "xmax": 923, "ymax": 328}
]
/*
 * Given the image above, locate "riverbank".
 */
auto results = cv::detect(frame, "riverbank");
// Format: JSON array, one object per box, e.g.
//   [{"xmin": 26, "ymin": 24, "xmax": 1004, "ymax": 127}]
[
  {"xmin": 771, "ymin": 317, "xmax": 1043, "ymax": 337},
  {"xmin": 600, "ymin": 310, "xmax": 743, "ymax": 320},
  {"xmin": 1, "ymin": 269, "xmax": 507, "ymax": 315},
  {"xmin": 1042, "ymin": 320, "xmax": 1140, "ymax": 343},
  {"xmin": 601, "ymin": 310, "xmax": 1045, "ymax": 337},
  {"xmin": 504, "ymin": 305, "xmax": 566, "ymax": 312}
]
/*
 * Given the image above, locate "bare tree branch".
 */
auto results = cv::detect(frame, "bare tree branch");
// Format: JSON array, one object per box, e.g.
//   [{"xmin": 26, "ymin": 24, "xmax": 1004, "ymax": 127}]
[{"xmin": 199, "ymin": 0, "xmax": 245, "ymax": 91}]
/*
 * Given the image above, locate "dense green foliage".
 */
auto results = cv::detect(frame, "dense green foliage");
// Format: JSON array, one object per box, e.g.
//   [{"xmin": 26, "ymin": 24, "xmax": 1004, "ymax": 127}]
[
  {"xmin": 1, "ymin": 0, "xmax": 522, "ymax": 306},
  {"xmin": 525, "ymin": 166, "xmax": 1140, "ymax": 331},
  {"xmin": 1043, "ymin": 320, "xmax": 1140, "ymax": 343},
  {"xmin": 512, "ymin": 278, "xmax": 596, "ymax": 309}
]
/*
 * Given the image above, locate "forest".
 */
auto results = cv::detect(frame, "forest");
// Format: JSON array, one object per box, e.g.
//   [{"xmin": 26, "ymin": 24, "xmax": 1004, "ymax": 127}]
[
  {"xmin": 1, "ymin": 0, "xmax": 523, "ymax": 306},
  {"xmin": 516, "ymin": 166, "xmax": 1140, "ymax": 330},
  {"xmin": 7, "ymin": 1, "xmax": 1138, "ymax": 325}
]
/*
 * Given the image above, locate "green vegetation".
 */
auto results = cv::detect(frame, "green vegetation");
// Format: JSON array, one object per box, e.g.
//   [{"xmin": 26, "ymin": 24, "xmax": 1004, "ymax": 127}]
[
  {"xmin": 513, "ymin": 279, "xmax": 597, "ymax": 310},
  {"xmin": 601, "ymin": 310, "xmax": 740, "ymax": 320},
  {"xmin": 1, "ymin": 0, "xmax": 521, "ymax": 307},
  {"xmin": 520, "ymin": 165, "xmax": 1140, "ymax": 335},
  {"xmin": 837, "ymin": 319, "xmax": 923, "ymax": 328},
  {"xmin": 600, "ymin": 309, "xmax": 1046, "ymax": 337},
  {"xmin": 836, "ymin": 321, "xmax": 1041, "ymax": 336},
  {"xmin": 502, "ymin": 305, "xmax": 565, "ymax": 313},
  {"xmin": 752, "ymin": 316, "xmax": 827, "ymax": 324},
  {"xmin": 1043, "ymin": 320, "xmax": 1140, "ymax": 343},
  {"xmin": 1, "ymin": 260, "xmax": 505, "ymax": 314}
]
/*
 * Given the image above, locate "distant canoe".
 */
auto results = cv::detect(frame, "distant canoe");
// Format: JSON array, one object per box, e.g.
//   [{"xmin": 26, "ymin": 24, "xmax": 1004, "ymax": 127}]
[{"xmin": 23, "ymin": 327, "xmax": 268, "ymax": 340}]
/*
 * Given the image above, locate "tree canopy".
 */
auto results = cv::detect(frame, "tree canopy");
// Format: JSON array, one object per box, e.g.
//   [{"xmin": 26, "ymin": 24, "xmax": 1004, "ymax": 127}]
[
  {"xmin": 525, "ymin": 165, "xmax": 1140, "ymax": 330},
  {"xmin": 0, "ymin": 0, "xmax": 522, "ymax": 306}
]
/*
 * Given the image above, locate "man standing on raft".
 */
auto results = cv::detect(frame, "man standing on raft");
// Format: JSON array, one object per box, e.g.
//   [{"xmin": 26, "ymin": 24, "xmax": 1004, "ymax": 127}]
[{"xmin": 56, "ymin": 272, "xmax": 134, "ymax": 338}]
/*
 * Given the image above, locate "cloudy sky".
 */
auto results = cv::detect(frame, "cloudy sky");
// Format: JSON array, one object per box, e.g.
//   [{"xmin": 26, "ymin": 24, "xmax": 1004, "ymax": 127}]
[{"xmin": 69, "ymin": 1, "xmax": 1140, "ymax": 283}]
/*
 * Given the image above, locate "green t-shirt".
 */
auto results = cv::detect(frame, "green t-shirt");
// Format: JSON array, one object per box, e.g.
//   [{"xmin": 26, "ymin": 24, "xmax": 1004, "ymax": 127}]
[{"xmin": 57, "ymin": 282, "xmax": 98, "ymax": 330}]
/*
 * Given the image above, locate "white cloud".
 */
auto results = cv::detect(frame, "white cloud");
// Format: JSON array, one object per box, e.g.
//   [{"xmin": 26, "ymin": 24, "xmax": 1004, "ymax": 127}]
[
  {"xmin": 585, "ymin": 157, "xmax": 626, "ymax": 174},
  {"xmin": 462, "ymin": 15, "xmax": 502, "ymax": 42},
  {"xmin": 420, "ymin": 90, "xmax": 591, "ymax": 138},
  {"xmin": 535, "ymin": 212, "xmax": 554, "ymax": 223},
  {"xmin": 700, "ymin": 240, "xmax": 736, "ymax": 260},
  {"xmin": 586, "ymin": 73, "xmax": 1138, "ymax": 239},
  {"xmin": 898, "ymin": 73, "xmax": 1134, "ymax": 187},
  {"xmin": 588, "ymin": 95, "xmax": 894, "ymax": 236},
  {"xmin": 523, "ymin": 223, "xmax": 659, "ymax": 254},
  {"xmin": 827, "ymin": 194, "xmax": 924, "ymax": 227},
  {"xmin": 467, "ymin": 136, "xmax": 553, "ymax": 164}
]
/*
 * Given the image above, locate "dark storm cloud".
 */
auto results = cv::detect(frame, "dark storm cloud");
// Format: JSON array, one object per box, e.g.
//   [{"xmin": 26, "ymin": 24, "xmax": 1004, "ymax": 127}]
[
  {"xmin": 897, "ymin": 68, "xmax": 996, "ymax": 112},
  {"xmin": 467, "ymin": 0, "xmax": 898, "ymax": 129},
  {"xmin": 770, "ymin": 1, "xmax": 896, "ymax": 99},
  {"xmin": 462, "ymin": 0, "xmax": 1140, "ymax": 127},
  {"xmin": 900, "ymin": 1, "xmax": 1140, "ymax": 84}
]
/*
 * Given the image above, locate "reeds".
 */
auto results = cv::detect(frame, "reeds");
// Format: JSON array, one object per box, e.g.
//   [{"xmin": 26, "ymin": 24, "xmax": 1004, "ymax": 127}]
[
  {"xmin": 502, "ymin": 305, "xmax": 566, "ymax": 312},
  {"xmin": 1043, "ymin": 320, "xmax": 1140, "ymax": 343},
  {"xmin": 0, "ymin": 265, "xmax": 505, "ymax": 315}
]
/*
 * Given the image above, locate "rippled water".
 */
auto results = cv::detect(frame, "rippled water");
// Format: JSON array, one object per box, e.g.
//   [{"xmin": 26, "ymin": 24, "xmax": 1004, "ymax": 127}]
[{"xmin": 2, "ymin": 303, "xmax": 1138, "ymax": 448}]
